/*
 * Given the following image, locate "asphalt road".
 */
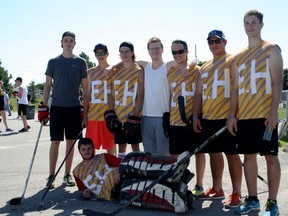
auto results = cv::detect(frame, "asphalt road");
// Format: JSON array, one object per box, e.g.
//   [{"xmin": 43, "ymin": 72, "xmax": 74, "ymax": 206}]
[{"xmin": 0, "ymin": 112, "xmax": 287, "ymax": 216}]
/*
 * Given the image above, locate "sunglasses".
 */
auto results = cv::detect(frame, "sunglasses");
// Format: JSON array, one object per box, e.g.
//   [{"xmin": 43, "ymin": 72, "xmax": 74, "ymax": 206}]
[
  {"xmin": 172, "ymin": 49, "xmax": 185, "ymax": 55},
  {"xmin": 208, "ymin": 38, "xmax": 222, "ymax": 45},
  {"xmin": 95, "ymin": 51, "xmax": 107, "ymax": 56}
]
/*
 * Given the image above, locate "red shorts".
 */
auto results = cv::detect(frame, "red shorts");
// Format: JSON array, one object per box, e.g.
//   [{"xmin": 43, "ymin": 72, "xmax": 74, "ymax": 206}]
[{"xmin": 85, "ymin": 120, "xmax": 114, "ymax": 150}]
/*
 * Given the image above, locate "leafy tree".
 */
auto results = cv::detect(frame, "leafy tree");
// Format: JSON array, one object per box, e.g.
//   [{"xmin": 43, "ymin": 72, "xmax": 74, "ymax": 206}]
[
  {"xmin": 283, "ymin": 68, "xmax": 288, "ymax": 90},
  {"xmin": 0, "ymin": 59, "xmax": 13, "ymax": 94},
  {"xmin": 79, "ymin": 52, "xmax": 96, "ymax": 68}
]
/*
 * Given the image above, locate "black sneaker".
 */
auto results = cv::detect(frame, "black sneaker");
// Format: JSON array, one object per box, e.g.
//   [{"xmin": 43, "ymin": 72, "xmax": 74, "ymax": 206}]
[
  {"xmin": 46, "ymin": 175, "xmax": 55, "ymax": 189},
  {"xmin": 19, "ymin": 128, "xmax": 28, "ymax": 133},
  {"xmin": 27, "ymin": 125, "xmax": 31, "ymax": 130},
  {"xmin": 63, "ymin": 173, "xmax": 75, "ymax": 187}
]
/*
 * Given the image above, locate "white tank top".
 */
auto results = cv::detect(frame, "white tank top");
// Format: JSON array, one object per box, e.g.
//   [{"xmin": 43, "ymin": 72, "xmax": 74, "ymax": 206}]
[
  {"xmin": 18, "ymin": 85, "xmax": 28, "ymax": 105},
  {"xmin": 142, "ymin": 62, "xmax": 170, "ymax": 117}
]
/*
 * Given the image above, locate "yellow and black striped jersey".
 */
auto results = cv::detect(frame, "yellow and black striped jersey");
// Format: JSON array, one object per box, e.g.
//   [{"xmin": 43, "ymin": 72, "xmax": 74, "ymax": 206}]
[
  {"xmin": 200, "ymin": 53, "xmax": 233, "ymax": 120},
  {"xmin": 112, "ymin": 64, "xmax": 142, "ymax": 122},
  {"xmin": 167, "ymin": 65, "xmax": 200, "ymax": 126},
  {"xmin": 234, "ymin": 41, "xmax": 275, "ymax": 119},
  {"xmin": 87, "ymin": 66, "xmax": 112, "ymax": 121}
]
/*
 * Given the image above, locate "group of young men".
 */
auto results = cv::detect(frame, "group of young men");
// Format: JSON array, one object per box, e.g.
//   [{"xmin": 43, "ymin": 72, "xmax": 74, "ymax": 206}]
[{"xmin": 37, "ymin": 9, "xmax": 282, "ymax": 216}]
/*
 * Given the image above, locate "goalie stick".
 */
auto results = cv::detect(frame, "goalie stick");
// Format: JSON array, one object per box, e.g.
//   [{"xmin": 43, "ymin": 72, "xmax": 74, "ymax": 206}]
[
  {"xmin": 83, "ymin": 126, "xmax": 227, "ymax": 216},
  {"xmin": 10, "ymin": 122, "xmax": 44, "ymax": 205}
]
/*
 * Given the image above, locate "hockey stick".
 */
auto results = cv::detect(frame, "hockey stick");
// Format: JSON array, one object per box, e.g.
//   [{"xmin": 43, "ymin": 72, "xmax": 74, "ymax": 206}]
[
  {"xmin": 178, "ymin": 95, "xmax": 190, "ymax": 126},
  {"xmin": 10, "ymin": 122, "xmax": 44, "ymax": 205},
  {"xmin": 37, "ymin": 129, "xmax": 82, "ymax": 211},
  {"xmin": 83, "ymin": 126, "xmax": 227, "ymax": 216}
]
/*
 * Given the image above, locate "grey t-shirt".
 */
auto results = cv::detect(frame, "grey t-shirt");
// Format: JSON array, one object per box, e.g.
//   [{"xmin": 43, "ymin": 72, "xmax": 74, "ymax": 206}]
[{"xmin": 45, "ymin": 54, "xmax": 87, "ymax": 107}]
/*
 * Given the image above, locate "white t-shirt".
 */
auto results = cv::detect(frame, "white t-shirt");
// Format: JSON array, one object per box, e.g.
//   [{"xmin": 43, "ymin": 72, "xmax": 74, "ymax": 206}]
[
  {"xmin": 18, "ymin": 85, "xmax": 28, "ymax": 105},
  {"xmin": 142, "ymin": 62, "xmax": 170, "ymax": 117}
]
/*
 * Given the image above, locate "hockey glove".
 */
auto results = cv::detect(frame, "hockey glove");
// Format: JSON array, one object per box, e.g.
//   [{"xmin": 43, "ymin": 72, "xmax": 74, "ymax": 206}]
[
  {"xmin": 124, "ymin": 115, "xmax": 141, "ymax": 135},
  {"xmin": 104, "ymin": 110, "xmax": 122, "ymax": 133},
  {"xmin": 162, "ymin": 112, "xmax": 170, "ymax": 138},
  {"xmin": 38, "ymin": 105, "xmax": 49, "ymax": 124}
]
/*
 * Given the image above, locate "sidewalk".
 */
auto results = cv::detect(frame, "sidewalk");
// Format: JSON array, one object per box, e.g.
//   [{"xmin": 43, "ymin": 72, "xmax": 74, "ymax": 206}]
[{"xmin": 0, "ymin": 112, "xmax": 287, "ymax": 216}]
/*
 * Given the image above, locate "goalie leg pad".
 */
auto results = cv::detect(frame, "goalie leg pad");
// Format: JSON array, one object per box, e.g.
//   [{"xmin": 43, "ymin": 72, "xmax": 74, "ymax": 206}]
[
  {"xmin": 120, "ymin": 178, "xmax": 188, "ymax": 213},
  {"xmin": 119, "ymin": 152, "xmax": 190, "ymax": 183}
]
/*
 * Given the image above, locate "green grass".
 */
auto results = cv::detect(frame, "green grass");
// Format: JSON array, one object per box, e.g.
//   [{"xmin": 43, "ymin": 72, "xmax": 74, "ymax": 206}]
[{"xmin": 10, "ymin": 97, "xmax": 42, "ymax": 111}]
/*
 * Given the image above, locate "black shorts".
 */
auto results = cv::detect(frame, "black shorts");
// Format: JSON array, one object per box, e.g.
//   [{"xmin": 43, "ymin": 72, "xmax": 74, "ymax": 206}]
[
  {"xmin": 169, "ymin": 125, "xmax": 201, "ymax": 154},
  {"xmin": 237, "ymin": 118, "xmax": 278, "ymax": 156},
  {"xmin": 114, "ymin": 124, "xmax": 142, "ymax": 145},
  {"xmin": 18, "ymin": 104, "xmax": 27, "ymax": 116},
  {"xmin": 49, "ymin": 105, "xmax": 82, "ymax": 141},
  {"xmin": 199, "ymin": 119, "xmax": 238, "ymax": 154}
]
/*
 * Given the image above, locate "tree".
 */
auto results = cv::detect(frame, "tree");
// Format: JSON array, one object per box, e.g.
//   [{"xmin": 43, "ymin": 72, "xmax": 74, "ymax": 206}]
[
  {"xmin": 0, "ymin": 59, "xmax": 13, "ymax": 94},
  {"xmin": 79, "ymin": 52, "xmax": 96, "ymax": 68},
  {"xmin": 283, "ymin": 68, "xmax": 288, "ymax": 90}
]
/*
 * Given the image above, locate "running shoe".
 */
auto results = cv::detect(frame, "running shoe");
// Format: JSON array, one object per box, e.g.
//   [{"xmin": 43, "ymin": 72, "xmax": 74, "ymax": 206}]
[
  {"xmin": 197, "ymin": 188, "xmax": 225, "ymax": 200},
  {"xmin": 63, "ymin": 173, "xmax": 75, "ymax": 187},
  {"xmin": 224, "ymin": 193, "xmax": 241, "ymax": 208},
  {"xmin": 235, "ymin": 197, "xmax": 260, "ymax": 215},
  {"xmin": 262, "ymin": 200, "xmax": 279, "ymax": 216},
  {"xmin": 192, "ymin": 184, "xmax": 204, "ymax": 196}
]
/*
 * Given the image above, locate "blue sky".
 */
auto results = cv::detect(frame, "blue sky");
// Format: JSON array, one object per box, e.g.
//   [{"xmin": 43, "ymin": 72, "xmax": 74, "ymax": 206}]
[{"xmin": 0, "ymin": 0, "xmax": 287, "ymax": 86}]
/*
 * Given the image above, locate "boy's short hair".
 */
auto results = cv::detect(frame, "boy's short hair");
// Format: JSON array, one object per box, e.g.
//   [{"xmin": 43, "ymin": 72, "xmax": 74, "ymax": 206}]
[
  {"xmin": 147, "ymin": 36, "xmax": 163, "ymax": 49},
  {"xmin": 244, "ymin": 10, "xmax": 264, "ymax": 23},
  {"xmin": 78, "ymin": 137, "xmax": 94, "ymax": 150}
]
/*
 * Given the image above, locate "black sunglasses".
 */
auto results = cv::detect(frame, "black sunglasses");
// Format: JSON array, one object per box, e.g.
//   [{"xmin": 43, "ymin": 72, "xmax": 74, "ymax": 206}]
[
  {"xmin": 95, "ymin": 51, "xmax": 107, "ymax": 56},
  {"xmin": 208, "ymin": 38, "xmax": 222, "ymax": 45},
  {"xmin": 172, "ymin": 49, "xmax": 185, "ymax": 55}
]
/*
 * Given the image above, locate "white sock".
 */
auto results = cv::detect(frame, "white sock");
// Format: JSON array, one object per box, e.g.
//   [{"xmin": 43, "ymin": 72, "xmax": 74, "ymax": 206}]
[{"xmin": 118, "ymin": 152, "xmax": 126, "ymax": 159}]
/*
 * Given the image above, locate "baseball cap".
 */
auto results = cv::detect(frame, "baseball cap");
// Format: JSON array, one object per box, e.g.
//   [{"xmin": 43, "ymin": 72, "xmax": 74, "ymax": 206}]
[
  {"xmin": 62, "ymin": 31, "xmax": 75, "ymax": 40},
  {"xmin": 93, "ymin": 43, "xmax": 108, "ymax": 52},
  {"xmin": 119, "ymin": 41, "xmax": 134, "ymax": 52},
  {"xmin": 207, "ymin": 30, "xmax": 225, "ymax": 40},
  {"xmin": 15, "ymin": 77, "xmax": 22, "ymax": 82}
]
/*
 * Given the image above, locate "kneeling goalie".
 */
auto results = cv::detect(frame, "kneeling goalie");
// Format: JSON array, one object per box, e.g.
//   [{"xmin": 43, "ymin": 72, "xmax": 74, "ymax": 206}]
[{"xmin": 73, "ymin": 138, "xmax": 194, "ymax": 213}]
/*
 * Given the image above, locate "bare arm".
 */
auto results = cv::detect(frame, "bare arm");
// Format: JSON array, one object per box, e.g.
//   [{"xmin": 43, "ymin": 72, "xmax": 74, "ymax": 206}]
[
  {"xmin": 192, "ymin": 72, "xmax": 203, "ymax": 133},
  {"xmin": 227, "ymin": 60, "xmax": 239, "ymax": 136},
  {"xmin": 133, "ymin": 67, "xmax": 144, "ymax": 117},
  {"xmin": 18, "ymin": 87, "xmax": 23, "ymax": 99},
  {"xmin": 43, "ymin": 76, "xmax": 52, "ymax": 106},
  {"xmin": 136, "ymin": 60, "xmax": 148, "ymax": 68},
  {"xmin": 266, "ymin": 45, "xmax": 283, "ymax": 128},
  {"xmin": 81, "ymin": 77, "xmax": 88, "ymax": 120}
]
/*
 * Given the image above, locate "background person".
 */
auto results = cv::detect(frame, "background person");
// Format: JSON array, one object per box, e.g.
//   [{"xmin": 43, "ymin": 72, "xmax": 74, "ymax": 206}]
[{"xmin": 15, "ymin": 77, "xmax": 30, "ymax": 132}]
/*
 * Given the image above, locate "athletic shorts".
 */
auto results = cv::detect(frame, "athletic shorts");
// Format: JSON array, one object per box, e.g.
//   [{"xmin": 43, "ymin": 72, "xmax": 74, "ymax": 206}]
[
  {"xmin": 237, "ymin": 118, "xmax": 279, "ymax": 156},
  {"xmin": 114, "ymin": 123, "xmax": 142, "ymax": 145},
  {"xmin": 198, "ymin": 119, "xmax": 238, "ymax": 154},
  {"xmin": 86, "ymin": 120, "xmax": 114, "ymax": 150},
  {"xmin": 169, "ymin": 125, "xmax": 201, "ymax": 154},
  {"xmin": 50, "ymin": 105, "xmax": 82, "ymax": 141},
  {"xmin": 18, "ymin": 104, "xmax": 27, "ymax": 116}
]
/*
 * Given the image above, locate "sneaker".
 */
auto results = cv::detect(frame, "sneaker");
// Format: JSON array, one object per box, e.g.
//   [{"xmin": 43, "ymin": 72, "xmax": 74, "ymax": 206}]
[
  {"xmin": 235, "ymin": 197, "xmax": 260, "ymax": 215},
  {"xmin": 262, "ymin": 200, "xmax": 279, "ymax": 216},
  {"xmin": 197, "ymin": 188, "xmax": 225, "ymax": 200},
  {"xmin": 192, "ymin": 184, "xmax": 204, "ymax": 196},
  {"xmin": 224, "ymin": 193, "xmax": 241, "ymax": 208},
  {"xmin": 63, "ymin": 173, "xmax": 75, "ymax": 187},
  {"xmin": 18, "ymin": 128, "xmax": 28, "ymax": 133},
  {"xmin": 27, "ymin": 125, "xmax": 31, "ymax": 130},
  {"xmin": 46, "ymin": 175, "xmax": 55, "ymax": 189},
  {"xmin": 6, "ymin": 128, "xmax": 13, "ymax": 132}
]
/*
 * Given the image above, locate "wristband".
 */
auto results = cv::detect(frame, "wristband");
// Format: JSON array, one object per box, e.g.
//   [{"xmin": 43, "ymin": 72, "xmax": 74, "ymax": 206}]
[{"xmin": 228, "ymin": 116, "xmax": 235, "ymax": 119}]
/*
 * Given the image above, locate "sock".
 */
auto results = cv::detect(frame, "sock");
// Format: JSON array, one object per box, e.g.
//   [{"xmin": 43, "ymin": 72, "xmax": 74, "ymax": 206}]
[
  {"xmin": 118, "ymin": 152, "xmax": 126, "ymax": 159},
  {"xmin": 267, "ymin": 199, "xmax": 277, "ymax": 204},
  {"xmin": 248, "ymin": 196, "xmax": 259, "ymax": 202}
]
